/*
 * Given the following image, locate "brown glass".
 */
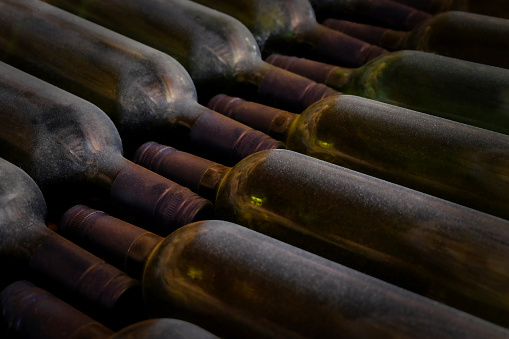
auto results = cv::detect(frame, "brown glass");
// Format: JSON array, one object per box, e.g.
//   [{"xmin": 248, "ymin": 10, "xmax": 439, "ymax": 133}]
[
  {"xmin": 309, "ymin": 0, "xmax": 431, "ymax": 29},
  {"xmin": 135, "ymin": 144, "xmax": 509, "ymax": 327},
  {"xmin": 0, "ymin": 0, "xmax": 283, "ymax": 163},
  {"xmin": 1, "ymin": 281, "xmax": 218, "ymax": 339},
  {"xmin": 324, "ymin": 11, "xmax": 509, "ymax": 69},
  {"xmin": 41, "ymin": 0, "xmax": 338, "ymax": 113},
  {"xmin": 189, "ymin": 0, "xmax": 387, "ymax": 67},
  {"xmin": 208, "ymin": 94, "xmax": 509, "ymax": 220},
  {"xmin": 0, "ymin": 61, "xmax": 212, "ymax": 234},
  {"xmin": 0, "ymin": 158, "xmax": 147, "ymax": 330},
  {"xmin": 392, "ymin": 0, "xmax": 509, "ymax": 19},
  {"xmin": 59, "ymin": 206, "xmax": 509, "ymax": 338},
  {"xmin": 265, "ymin": 51, "xmax": 509, "ymax": 135}
]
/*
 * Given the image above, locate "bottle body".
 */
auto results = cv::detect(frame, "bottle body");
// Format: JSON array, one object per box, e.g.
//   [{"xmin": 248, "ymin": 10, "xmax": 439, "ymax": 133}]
[
  {"xmin": 214, "ymin": 149, "xmax": 509, "ymax": 326},
  {"xmin": 190, "ymin": 0, "xmax": 387, "ymax": 67},
  {"xmin": 402, "ymin": 11, "xmax": 509, "ymax": 69},
  {"xmin": 41, "ymin": 0, "xmax": 339, "ymax": 112},
  {"xmin": 393, "ymin": 0, "xmax": 509, "ymax": 19},
  {"xmin": 143, "ymin": 219, "xmax": 509, "ymax": 338},
  {"xmin": 342, "ymin": 50, "xmax": 509, "ymax": 135},
  {"xmin": 0, "ymin": 0, "xmax": 282, "ymax": 162}
]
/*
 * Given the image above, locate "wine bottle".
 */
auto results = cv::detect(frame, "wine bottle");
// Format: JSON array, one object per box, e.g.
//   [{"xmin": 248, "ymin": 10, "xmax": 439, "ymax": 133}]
[
  {"xmin": 265, "ymin": 51, "xmax": 509, "ymax": 135},
  {"xmin": 40, "ymin": 0, "xmax": 339, "ymax": 113},
  {"xmin": 1, "ymin": 280, "xmax": 218, "ymax": 339},
  {"xmin": 134, "ymin": 143, "xmax": 509, "ymax": 327},
  {"xmin": 187, "ymin": 0, "xmax": 388, "ymax": 66},
  {"xmin": 308, "ymin": 0, "xmax": 432, "ymax": 30},
  {"xmin": 0, "ymin": 0, "xmax": 283, "ymax": 164},
  {"xmin": 392, "ymin": 0, "xmax": 509, "ymax": 20},
  {"xmin": 0, "ymin": 157, "xmax": 147, "ymax": 330},
  {"xmin": 0, "ymin": 61, "xmax": 212, "ymax": 234},
  {"xmin": 208, "ymin": 94, "xmax": 509, "ymax": 219},
  {"xmin": 59, "ymin": 205, "xmax": 509, "ymax": 338},
  {"xmin": 323, "ymin": 11, "xmax": 509, "ymax": 69}
]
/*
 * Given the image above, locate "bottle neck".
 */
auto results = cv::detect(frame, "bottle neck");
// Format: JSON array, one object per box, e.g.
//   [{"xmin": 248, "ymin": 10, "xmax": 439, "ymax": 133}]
[
  {"xmin": 134, "ymin": 142, "xmax": 230, "ymax": 202},
  {"xmin": 186, "ymin": 101, "xmax": 283, "ymax": 164},
  {"xmin": 265, "ymin": 54, "xmax": 354, "ymax": 92},
  {"xmin": 109, "ymin": 161, "xmax": 213, "ymax": 236},
  {"xmin": 27, "ymin": 231, "xmax": 146, "ymax": 328},
  {"xmin": 59, "ymin": 205, "xmax": 164, "ymax": 281},
  {"xmin": 208, "ymin": 94, "xmax": 297, "ymax": 142},
  {"xmin": 1, "ymin": 281, "xmax": 114, "ymax": 339},
  {"xmin": 257, "ymin": 63, "xmax": 338, "ymax": 113},
  {"xmin": 322, "ymin": 19, "xmax": 409, "ymax": 51},
  {"xmin": 296, "ymin": 21, "xmax": 388, "ymax": 67}
]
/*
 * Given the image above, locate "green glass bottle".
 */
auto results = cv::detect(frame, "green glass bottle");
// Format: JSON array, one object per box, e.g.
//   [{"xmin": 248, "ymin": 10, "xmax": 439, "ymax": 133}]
[
  {"xmin": 59, "ymin": 205, "xmax": 509, "ymax": 338},
  {"xmin": 0, "ymin": 0, "xmax": 283, "ymax": 163},
  {"xmin": 208, "ymin": 94, "xmax": 509, "ymax": 220},
  {"xmin": 135, "ymin": 144, "xmax": 509, "ymax": 327},
  {"xmin": 266, "ymin": 51, "xmax": 509, "ymax": 135},
  {"xmin": 188, "ymin": 0, "xmax": 387, "ymax": 66},
  {"xmin": 323, "ymin": 11, "xmax": 509, "ymax": 69},
  {"xmin": 40, "ymin": 0, "xmax": 338, "ymax": 113},
  {"xmin": 392, "ymin": 0, "xmax": 509, "ymax": 19},
  {"xmin": 309, "ymin": 0, "xmax": 432, "ymax": 29},
  {"xmin": 0, "ymin": 158, "xmax": 147, "ymax": 330},
  {"xmin": 0, "ymin": 61, "xmax": 212, "ymax": 234},
  {"xmin": 1, "ymin": 281, "xmax": 218, "ymax": 339}
]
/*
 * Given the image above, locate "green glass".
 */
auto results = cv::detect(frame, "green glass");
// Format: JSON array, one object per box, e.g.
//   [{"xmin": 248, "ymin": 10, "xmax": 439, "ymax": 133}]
[
  {"xmin": 324, "ymin": 11, "xmax": 509, "ymax": 69},
  {"xmin": 393, "ymin": 0, "xmax": 509, "ymax": 19},
  {"xmin": 189, "ymin": 0, "xmax": 387, "ymax": 66},
  {"xmin": 0, "ymin": 61, "xmax": 211, "ymax": 234},
  {"xmin": 41, "ymin": 0, "xmax": 337, "ymax": 113},
  {"xmin": 208, "ymin": 94, "xmax": 509, "ymax": 220},
  {"xmin": 135, "ymin": 145, "xmax": 509, "ymax": 327},
  {"xmin": 1, "ymin": 281, "xmax": 218, "ymax": 339},
  {"xmin": 309, "ymin": 0, "xmax": 431, "ymax": 29},
  {"xmin": 59, "ymin": 206, "xmax": 509, "ymax": 338},
  {"xmin": 0, "ymin": 0, "xmax": 282, "ymax": 163},
  {"xmin": 266, "ymin": 51, "xmax": 509, "ymax": 135}
]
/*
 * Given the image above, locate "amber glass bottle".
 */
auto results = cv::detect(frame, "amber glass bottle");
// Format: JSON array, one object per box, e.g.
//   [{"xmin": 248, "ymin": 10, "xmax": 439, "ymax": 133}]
[
  {"xmin": 309, "ymin": 0, "xmax": 431, "ymax": 29},
  {"xmin": 0, "ymin": 157, "xmax": 147, "ymax": 330},
  {"xmin": 188, "ymin": 0, "xmax": 387, "ymax": 66},
  {"xmin": 59, "ymin": 205, "xmax": 509, "ymax": 338},
  {"xmin": 135, "ymin": 143, "xmax": 509, "ymax": 327},
  {"xmin": 0, "ymin": 61, "xmax": 212, "ymax": 234},
  {"xmin": 208, "ymin": 94, "xmax": 509, "ymax": 220},
  {"xmin": 1, "ymin": 281, "xmax": 218, "ymax": 339},
  {"xmin": 0, "ymin": 0, "xmax": 282, "ymax": 163},
  {"xmin": 392, "ymin": 0, "xmax": 509, "ymax": 19},
  {"xmin": 266, "ymin": 51, "xmax": 509, "ymax": 135},
  {"xmin": 323, "ymin": 11, "xmax": 509, "ymax": 69},
  {"xmin": 40, "ymin": 0, "xmax": 338, "ymax": 113}
]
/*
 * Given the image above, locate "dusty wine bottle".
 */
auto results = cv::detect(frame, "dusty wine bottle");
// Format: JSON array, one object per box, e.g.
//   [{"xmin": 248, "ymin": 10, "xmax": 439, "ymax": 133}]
[
  {"xmin": 40, "ymin": 0, "xmax": 338, "ymax": 113},
  {"xmin": 0, "ymin": 157, "xmax": 146, "ymax": 330},
  {"xmin": 309, "ymin": 0, "xmax": 431, "ymax": 30},
  {"xmin": 134, "ymin": 143, "xmax": 509, "ymax": 327},
  {"xmin": 0, "ymin": 61, "xmax": 212, "ymax": 234},
  {"xmin": 323, "ymin": 11, "xmax": 509, "ymax": 69},
  {"xmin": 188, "ymin": 0, "xmax": 387, "ymax": 66},
  {"xmin": 1, "ymin": 281, "xmax": 218, "ymax": 339},
  {"xmin": 0, "ymin": 0, "xmax": 282, "ymax": 163},
  {"xmin": 392, "ymin": 0, "xmax": 509, "ymax": 19},
  {"xmin": 59, "ymin": 205, "xmax": 509, "ymax": 338},
  {"xmin": 208, "ymin": 94, "xmax": 509, "ymax": 219},
  {"xmin": 265, "ymin": 51, "xmax": 509, "ymax": 135}
]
